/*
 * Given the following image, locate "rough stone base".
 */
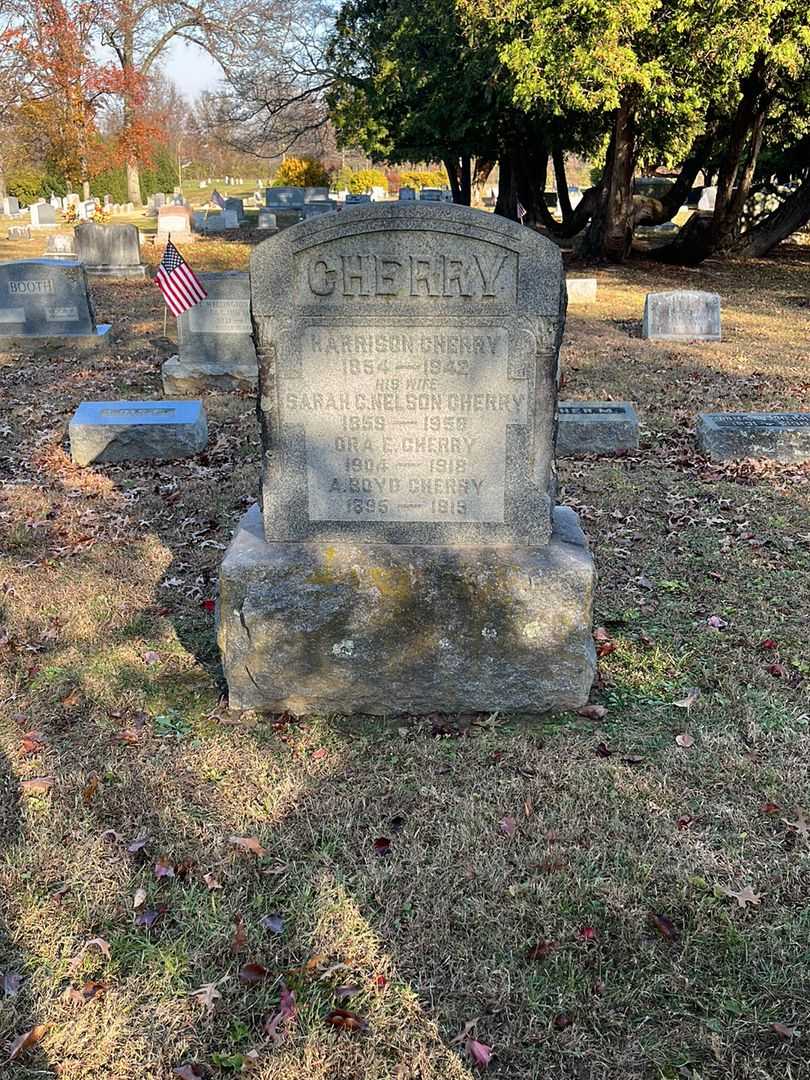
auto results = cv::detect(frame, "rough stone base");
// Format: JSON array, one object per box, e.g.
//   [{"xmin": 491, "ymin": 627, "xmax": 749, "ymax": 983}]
[
  {"xmin": 0, "ymin": 325, "xmax": 112, "ymax": 352},
  {"xmin": 161, "ymin": 354, "xmax": 258, "ymax": 394},
  {"xmin": 218, "ymin": 504, "xmax": 597, "ymax": 716}
]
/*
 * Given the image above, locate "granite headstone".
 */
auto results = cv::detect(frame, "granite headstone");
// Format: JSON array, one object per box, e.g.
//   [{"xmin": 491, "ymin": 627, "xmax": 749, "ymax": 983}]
[
  {"xmin": 557, "ymin": 402, "xmax": 639, "ymax": 456},
  {"xmin": 69, "ymin": 400, "xmax": 208, "ymax": 466},
  {"xmin": 74, "ymin": 223, "xmax": 146, "ymax": 277},
  {"xmin": 29, "ymin": 203, "xmax": 57, "ymax": 228},
  {"xmin": 0, "ymin": 259, "xmax": 110, "ymax": 346},
  {"xmin": 696, "ymin": 412, "xmax": 810, "ymax": 463},
  {"xmin": 643, "ymin": 290, "xmax": 721, "ymax": 341}
]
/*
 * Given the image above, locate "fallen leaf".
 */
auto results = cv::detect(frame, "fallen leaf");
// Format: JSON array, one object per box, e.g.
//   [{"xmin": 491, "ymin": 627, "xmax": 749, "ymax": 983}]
[
  {"xmin": 335, "ymin": 984, "xmax": 361, "ymax": 1003},
  {"xmin": 596, "ymin": 640, "xmax": 616, "ymax": 658},
  {"xmin": 232, "ymin": 913, "xmax": 247, "ymax": 952},
  {"xmin": 372, "ymin": 974, "xmax": 387, "ymax": 988},
  {"xmin": 577, "ymin": 926, "xmax": 597, "ymax": 942},
  {"xmin": 228, "ymin": 835, "xmax": 266, "ymax": 857},
  {"xmin": 325, "ymin": 1008, "xmax": 368, "ymax": 1033},
  {"xmin": 772, "ymin": 1022, "xmax": 798, "ymax": 1040},
  {"xmin": 577, "ymin": 704, "xmax": 607, "ymax": 721},
  {"xmin": 312, "ymin": 747, "xmax": 328, "ymax": 761},
  {"xmin": 127, "ymin": 834, "xmax": 149, "ymax": 854},
  {"xmin": 498, "ymin": 815, "xmax": 516, "ymax": 836},
  {"xmin": 466, "ymin": 1038, "xmax": 492, "ymax": 1067},
  {"xmin": 101, "ymin": 829, "xmax": 123, "ymax": 844},
  {"xmin": 718, "ymin": 884, "xmax": 762, "ymax": 908},
  {"xmin": 672, "ymin": 688, "xmax": 700, "ymax": 709},
  {"xmin": 135, "ymin": 909, "xmax": 163, "ymax": 929},
  {"xmin": 7, "ymin": 1024, "xmax": 48, "ymax": 1062},
  {"xmin": 259, "ymin": 913, "xmax": 283, "ymax": 934},
  {"xmin": 594, "ymin": 741, "xmax": 612, "ymax": 758},
  {"xmin": 20, "ymin": 731, "xmax": 47, "ymax": 755},
  {"xmin": 142, "ymin": 650, "xmax": 160, "ymax": 665},
  {"xmin": 63, "ymin": 980, "xmax": 107, "ymax": 1007},
  {"xmin": 707, "ymin": 615, "xmax": 728, "ymax": 630},
  {"xmin": 372, "ymin": 836, "xmax": 392, "ymax": 856},
  {"xmin": 60, "ymin": 687, "xmax": 81, "ymax": 707},
  {"xmin": 154, "ymin": 857, "xmax": 175, "ymax": 880},
  {"xmin": 133, "ymin": 887, "xmax": 147, "ymax": 909},
  {"xmin": 648, "ymin": 913, "xmax": 677, "ymax": 941},
  {"xmin": 203, "ymin": 873, "xmax": 222, "ymax": 891},
  {"xmin": 767, "ymin": 662, "xmax": 788, "ymax": 677},
  {"xmin": 191, "ymin": 982, "xmax": 222, "ymax": 1014},
  {"xmin": 761, "ymin": 802, "xmax": 780, "ymax": 814},
  {"xmin": 200, "ymin": 599, "xmax": 216, "ymax": 613},
  {"xmin": 526, "ymin": 941, "xmax": 555, "ymax": 961},
  {"xmin": 389, "ymin": 815, "xmax": 406, "ymax": 832},
  {"xmin": 265, "ymin": 984, "xmax": 297, "ymax": 1044},
  {"xmin": 239, "ymin": 962, "xmax": 269, "ymax": 985},
  {"xmin": 783, "ymin": 809, "xmax": 810, "ymax": 841},
  {"xmin": 676, "ymin": 814, "xmax": 694, "ymax": 830},
  {"xmin": 553, "ymin": 1012, "xmax": 574, "ymax": 1030},
  {"xmin": 675, "ymin": 733, "xmax": 695, "ymax": 748},
  {"xmin": 173, "ymin": 1065, "xmax": 205, "ymax": 1079},
  {"xmin": 20, "ymin": 776, "xmax": 53, "ymax": 796},
  {"xmin": 760, "ymin": 638, "xmax": 778, "ymax": 650},
  {"xmin": 1, "ymin": 972, "xmax": 22, "ymax": 997},
  {"xmin": 82, "ymin": 774, "xmax": 100, "ymax": 805},
  {"xmin": 241, "ymin": 1048, "xmax": 261, "ymax": 1071}
]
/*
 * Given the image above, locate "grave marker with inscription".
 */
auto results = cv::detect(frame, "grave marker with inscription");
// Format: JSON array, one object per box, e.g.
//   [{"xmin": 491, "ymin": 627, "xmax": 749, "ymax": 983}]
[
  {"xmin": 643, "ymin": 290, "xmax": 721, "ymax": 341},
  {"xmin": 69, "ymin": 400, "xmax": 208, "ymax": 465},
  {"xmin": 0, "ymin": 259, "xmax": 111, "ymax": 348},
  {"xmin": 162, "ymin": 271, "xmax": 257, "ymax": 393},
  {"xmin": 74, "ymin": 223, "xmax": 146, "ymax": 277},
  {"xmin": 557, "ymin": 401, "xmax": 639, "ymax": 456},
  {"xmin": 218, "ymin": 203, "xmax": 596, "ymax": 716},
  {"xmin": 697, "ymin": 412, "xmax": 810, "ymax": 462}
]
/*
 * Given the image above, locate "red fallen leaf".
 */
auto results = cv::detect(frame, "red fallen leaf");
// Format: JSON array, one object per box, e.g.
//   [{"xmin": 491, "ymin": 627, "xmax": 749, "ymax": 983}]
[
  {"xmin": 335, "ymin": 984, "xmax": 361, "ymax": 1003},
  {"xmin": 772, "ymin": 1022, "xmax": 797, "ymax": 1040},
  {"xmin": 20, "ymin": 731, "xmax": 47, "ymax": 755},
  {"xmin": 154, "ymin": 857, "xmax": 175, "ymax": 880},
  {"xmin": 200, "ymin": 599, "xmax": 216, "ymax": 613},
  {"xmin": 648, "ymin": 913, "xmax": 678, "ymax": 941},
  {"xmin": 676, "ymin": 814, "xmax": 694, "ymax": 830},
  {"xmin": 466, "ymin": 1038, "xmax": 492, "ymax": 1067},
  {"xmin": 60, "ymin": 687, "xmax": 81, "ymax": 707},
  {"xmin": 259, "ymin": 913, "xmax": 284, "ymax": 934},
  {"xmin": 372, "ymin": 974, "xmax": 387, "ymax": 988},
  {"xmin": 498, "ymin": 816, "xmax": 517, "ymax": 837},
  {"xmin": 312, "ymin": 747, "xmax": 328, "ymax": 761},
  {"xmin": 373, "ymin": 836, "xmax": 392, "ymax": 856},
  {"xmin": 595, "ymin": 742, "xmax": 612, "ymax": 758},
  {"xmin": 239, "ymin": 962, "xmax": 269, "ymax": 985},
  {"xmin": 7, "ymin": 1024, "xmax": 48, "ymax": 1062},
  {"xmin": 265, "ymin": 983, "xmax": 297, "ymax": 1044},
  {"xmin": 228, "ymin": 835, "xmax": 267, "ymax": 857},
  {"xmin": 577, "ymin": 926, "xmax": 597, "ymax": 942},
  {"xmin": 173, "ymin": 1065, "xmax": 205, "ymax": 1079},
  {"xmin": 20, "ymin": 776, "xmax": 53, "ymax": 796},
  {"xmin": 766, "ymin": 663, "xmax": 788, "ymax": 677},
  {"xmin": 526, "ymin": 940, "xmax": 556, "ymax": 961},
  {"xmin": 707, "ymin": 615, "xmax": 728, "ymax": 630},
  {"xmin": 232, "ymin": 913, "xmax": 247, "ymax": 952},
  {"xmin": 596, "ymin": 641, "xmax": 616, "ymax": 658},
  {"xmin": 760, "ymin": 639, "xmax": 778, "ymax": 650},
  {"xmin": 325, "ymin": 1008, "xmax": 369, "ymax": 1033},
  {"xmin": 760, "ymin": 802, "xmax": 780, "ymax": 814},
  {"xmin": 553, "ymin": 1013, "xmax": 574, "ymax": 1030},
  {"xmin": 577, "ymin": 704, "xmax": 607, "ymax": 721},
  {"xmin": 2, "ymin": 972, "xmax": 22, "ymax": 997}
]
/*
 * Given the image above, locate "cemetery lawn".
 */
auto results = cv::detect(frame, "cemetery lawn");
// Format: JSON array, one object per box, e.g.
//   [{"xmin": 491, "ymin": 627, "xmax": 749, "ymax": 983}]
[{"xmin": 1, "ymin": 233, "xmax": 809, "ymax": 1080}]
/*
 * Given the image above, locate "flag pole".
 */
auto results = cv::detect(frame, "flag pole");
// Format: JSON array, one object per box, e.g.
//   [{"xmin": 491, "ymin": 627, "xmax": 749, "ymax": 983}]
[{"xmin": 162, "ymin": 231, "xmax": 170, "ymax": 338}]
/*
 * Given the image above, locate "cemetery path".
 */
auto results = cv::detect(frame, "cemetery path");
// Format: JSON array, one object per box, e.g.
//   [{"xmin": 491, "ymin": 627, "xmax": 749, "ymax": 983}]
[{"xmin": 0, "ymin": 235, "xmax": 808, "ymax": 1078}]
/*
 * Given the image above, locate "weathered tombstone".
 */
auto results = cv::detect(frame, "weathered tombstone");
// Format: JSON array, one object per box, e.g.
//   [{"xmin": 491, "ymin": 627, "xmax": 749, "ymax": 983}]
[
  {"xmin": 399, "ymin": 187, "xmax": 416, "ymax": 201},
  {"xmin": 696, "ymin": 412, "xmax": 810, "ymax": 463},
  {"xmin": 224, "ymin": 197, "xmax": 245, "ymax": 221},
  {"xmin": 8, "ymin": 225, "xmax": 31, "ymax": 241},
  {"xmin": 29, "ymin": 203, "xmax": 58, "ymax": 228},
  {"xmin": 74, "ymin": 223, "xmax": 146, "ymax": 277},
  {"xmin": 153, "ymin": 193, "xmax": 166, "ymax": 210},
  {"xmin": 371, "ymin": 185, "xmax": 387, "ymax": 201},
  {"xmin": 0, "ymin": 259, "xmax": 111, "ymax": 347},
  {"xmin": 557, "ymin": 402, "xmax": 639, "ymax": 456},
  {"xmin": 345, "ymin": 193, "xmax": 371, "ymax": 204},
  {"xmin": 157, "ymin": 204, "xmax": 194, "ymax": 242},
  {"xmin": 50, "ymin": 195, "xmax": 62, "ymax": 210},
  {"xmin": 265, "ymin": 187, "xmax": 306, "ymax": 210},
  {"xmin": 642, "ymin": 290, "xmax": 721, "ymax": 341},
  {"xmin": 69, "ymin": 400, "xmax": 208, "ymax": 466},
  {"xmin": 3, "ymin": 196, "xmax": 20, "ymax": 217},
  {"xmin": 257, "ymin": 210, "xmax": 278, "ymax": 232},
  {"xmin": 162, "ymin": 271, "xmax": 257, "ymax": 393},
  {"xmin": 65, "ymin": 193, "xmax": 80, "ymax": 209},
  {"xmin": 566, "ymin": 278, "xmax": 597, "ymax": 304},
  {"xmin": 46, "ymin": 234, "xmax": 76, "ymax": 260},
  {"xmin": 77, "ymin": 199, "xmax": 97, "ymax": 221},
  {"xmin": 698, "ymin": 185, "xmax": 717, "ymax": 211},
  {"xmin": 420, "ymin": 188, "xmax": 443, "ymax": 202},
  {"xmin": 217, "ymin": 203, "xmax": 596, "ymax": 715},
  {"xmin": 302, "ymin": 199, "xmax": 337, "ymax": 218}
]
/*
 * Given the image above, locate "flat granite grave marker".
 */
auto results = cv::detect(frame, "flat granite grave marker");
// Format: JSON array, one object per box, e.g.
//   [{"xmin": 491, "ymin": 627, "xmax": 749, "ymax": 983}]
[
  {"xmin": 74, "ymin": 223, "xmax": 146, "ymax": 277},
  {"xmin": 162, "ymin": 271, "xmax": 257, "ymax": 393},
  {"xmin": 0, "ymin": 259, "xmax": 111, "ymax": 348},
  {"xmin": 566, "ymin": 278, "xmax": 597, "ymax": 304},
  {"xmin": 557, "ymin": 402, "xmax": 639, "ymax": 456},
  {"xmin": 642, "ymin": 290, "xmax": 721, "ymax": 341},
  {"xmin": 696, "ymin": 412, "xmax": 810, "ymax": 463},
  {"xmin": 217, "ymin": 202, "xmax": 596, "ymax": 716},
  {"xmin": 69, "ymin": 400, "xmax": 208, "ymax": 466}
]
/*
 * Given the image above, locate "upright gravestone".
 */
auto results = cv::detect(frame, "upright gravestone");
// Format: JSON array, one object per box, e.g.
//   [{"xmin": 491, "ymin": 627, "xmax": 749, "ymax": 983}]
[
  {"xmin": 698, "ymin": 186, "xmax": 717, "ymax": 211},
  {"xmin": 642, "ymin": 290, "xmax": 721, "ymax": 341},
  {"xmin": 157, "ymin": 204, "xmax": 194, "ymax": 242},
  {"xmin": 3, "ymin": 197, "xmax": 20, "ymax": 217},
  {"xmin": 257, "ymin": 210, "xmax": 278, "ymax": 233},
  {"xmin": 224, "ymin": 197, "xmax": 246, "ymax": 222},
  {"xmin": 74, "ymin": 223, "xmax": 146, "ymax": 277},
  {"xmin": 29, "ymin": 203, "xmax": 58, "ymax": 229},
  {"xmin": 0, "ymin": 259, "xmax": 111, "ymax": 347},
  {"xmin": 419, "ymin": 188, "xmax": 443, "ymax": 202},
  {"xmin": 162, "ymin": 271, "xmax": 257, "ymax": 393},
  {"xmin": 217, "ymin": 203, "xmax": 596, "ymax": 715},
  {"xmin": 399, "ymin": 187, "xmax": 416, "ymax": 201}
]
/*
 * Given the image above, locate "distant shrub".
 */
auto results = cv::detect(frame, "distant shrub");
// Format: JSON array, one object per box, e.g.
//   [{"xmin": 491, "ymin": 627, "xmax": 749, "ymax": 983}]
[
  {"xmin": 272, "ymin": 157, "xmax": 331, "ymax": 188},
  {"xmin": 6, "ymin": 168, "xmax": 49, "ymax": 206},
  {"xmin": 399, "ymin": 169, "xmax": 445, "ymax": 190},
  {"xmin": 333, "ymin": 166, "xmax": 388, "ymax": 193}
]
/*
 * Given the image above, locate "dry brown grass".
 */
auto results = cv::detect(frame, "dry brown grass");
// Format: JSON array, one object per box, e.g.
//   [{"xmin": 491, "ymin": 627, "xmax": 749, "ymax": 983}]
[{"xmin": 0, "ymin": 227, "xmax": 809, "ymax": 1079}]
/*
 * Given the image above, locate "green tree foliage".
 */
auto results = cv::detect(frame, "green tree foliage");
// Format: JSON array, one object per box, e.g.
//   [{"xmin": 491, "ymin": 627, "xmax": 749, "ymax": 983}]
[
  {"xmin": 399, "ymin": 168, "xmax": 446, "ymax": 189},
  {"xmin": 272, "ymin": 156, "xmax": 331, "ymax": 187}
]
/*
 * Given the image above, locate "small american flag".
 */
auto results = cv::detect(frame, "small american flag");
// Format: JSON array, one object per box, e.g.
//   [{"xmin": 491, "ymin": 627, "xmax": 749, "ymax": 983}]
[
  {"xmin": 516, "ymin": 200, "xmax": 527, "ymax": 224},
  {"xmin": 155, "ymin": 240, "xmax": 207, "ymax": 317},
  {"xmin": 211, "ymin": 189, "xmax": 226, "ymax": 209}
]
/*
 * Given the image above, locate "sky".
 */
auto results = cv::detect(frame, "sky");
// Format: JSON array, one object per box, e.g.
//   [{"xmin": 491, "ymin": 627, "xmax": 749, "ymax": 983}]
[{"xmin": 165, "ymin": 39, "xmax": 224, "ymax": 98}]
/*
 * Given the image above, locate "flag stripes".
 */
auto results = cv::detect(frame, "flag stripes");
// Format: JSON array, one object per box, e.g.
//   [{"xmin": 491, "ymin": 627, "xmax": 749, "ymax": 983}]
[{"xmin": 155, "ymin": 240, "xmax": 207, "ymax": 317}]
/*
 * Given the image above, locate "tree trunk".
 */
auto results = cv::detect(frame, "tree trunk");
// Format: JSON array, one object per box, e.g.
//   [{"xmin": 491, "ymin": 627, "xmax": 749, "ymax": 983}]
[
  {"xmin": 494, "ymin": 150, "xmax": 518, "ymax": 220},
  {"xmin": 552, "ymin": 144, "xmax": 572, "ymax": 218},
  {"xmin": 82, "ymin": 179, "xmax": 90, "ymax": 199},
  {"xmin": 734, "ymin": 172, "xmax": 810, "ymax": 256},
  {"xmin": 0, "ymin": 147, "xmax": 6, "ymax": 202},
  {"xmin": 127, "ymin": 159, "xmax": 142, "ymax": 206},
  {"xmin": 471, "ymin": 157, "xmax": 495, "ymax": 207},
  {"xmin": 513, "ymin": 139, "xmax": 548, "ymax": 228},
  {"xmin": 443, "ymin": 156, "xmax": 471, "ymax": 205},
  {"xmin": 579, "ymin": 97, "xmax": 637, "ymax": 260}
]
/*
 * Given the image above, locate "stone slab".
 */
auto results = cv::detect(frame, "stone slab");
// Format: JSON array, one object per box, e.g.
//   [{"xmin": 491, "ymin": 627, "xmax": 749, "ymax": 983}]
[
  {"xmin": 177, "ymin": 271, "xmax": 257, "ymax": 369},
  {"xmin": 696, "ymin": 412, "xmax": 810, "ymax": 463},
  {"xmin": 642, "ymin": 290, "xmax": 721, "ymax": 341},
  {"xmin": 557, "ymin": 401, "xmax": 639, "ymax": 456},
  {"xmin": 74, "ymin": 223, "xmax": 146, "ymax": 276},
  {"xmin": 250, "ymin": 202, "xmax": 566, "ymax": 547},
  {"xmin": 217, "ymin": 503, "xmax": 596, "ymax": 715},
  {"xmin": 162, "ymin": 354, "xmax": 258, "ymax": 394},
  {"xmin": 566, "ymin": 278, "xmax": 597, "ymax": 304},
  {"xmin": 29, "ymin": 203, "xmax": 57, "ymax": 228},
  {"xmin": 69, "ymin": 399, "xmax": 208, "ymax": 466},
  {"xmin": 0, "ymin": 259, "xmax": 97, "ymax": 337}
]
